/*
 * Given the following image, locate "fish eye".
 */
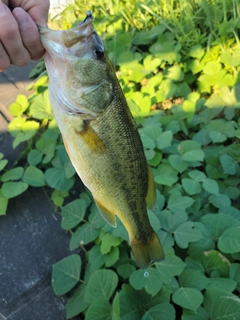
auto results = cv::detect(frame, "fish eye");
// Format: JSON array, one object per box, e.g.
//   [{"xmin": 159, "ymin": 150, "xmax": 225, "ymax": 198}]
[{"xmin": 94, "ymin": 46, "xmax": 104, "ymax": 59}]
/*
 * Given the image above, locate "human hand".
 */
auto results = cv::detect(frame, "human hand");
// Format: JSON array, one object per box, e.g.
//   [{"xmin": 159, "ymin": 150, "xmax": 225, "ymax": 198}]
[{"xmin": 0, "ymin": 0, "xmax": 50, "ymax": 71}]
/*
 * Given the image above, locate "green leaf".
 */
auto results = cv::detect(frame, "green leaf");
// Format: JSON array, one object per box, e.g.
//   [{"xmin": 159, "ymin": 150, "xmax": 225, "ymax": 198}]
[
  {"xmin": 84, "ymin": 269, "xmax": 118, "ymax": 303},
  {"xmin": 51, "ymin": 189, "xmax": 68, "ymax": 207},
  {"xmin": 27, "ymin": 149, "xmax": 43, "ymax": 166},
  {"xmin": 2, "ymin": 181, "xmax": 28, "ymax": 199},
  {"xmin": 156, "ymin": 131, "xmax": 173, "ymax": 149},
  {"xmin": 9, "ymin": 94, "xmax": 29, "ymax": 116},
  {"xmin": 0, "ymin": 167, "xmax": 24, "ymax": 182},
  {"xmin": 220, "ymin": 51, "xmax": 240, "ymax": 68},
  {"xmin": 141, "ymin": 302, "xmax": 175, "ymax": 320},
  {"xmin": 204, "ymin": 288, "xmax": 240, "ymax": 320},
  {"xmin": 143, "ymin": 56, "xmax": 161, "ymax": 73},
  {"xmin": 178, "ymin": 268, "xmax": 210, "ymax": 291},
  {"xmin": 158, "ymin": 210, "xmax": 187, "ymax": 232},
  {"xmin": 129, "ymin": 267, "xmax": 163, "ymax": 296},
  {"xmin": 30, "ymin": 90, "xmax": 53, "ymax": 119},
  {"xmin": 182, "ymin": 306, "xmax": 209, "ymax": 320},
  {"xmin": 202, "ymin": 178, "xmax": 219, "ymax": 195},
  {"xmin": 120, "ymin": 284, "xmax": 170, "ymax": 319},
  {"xmin": 207, "ymin": 278, "xmax": 236, "ymax": 293},
  {"xmin": 105, "ymin": 247, "xmax": 119, "ymax": 267},
  {"xmin": 0, "ymin": 159, "xmax": 8, "ymax": 171},
  {"xmin": 182, "ymin": 178, "xmax": 201, "ymax": 195},
  {"xmin": 140, "ymin": 133, "xmax": 155, "ymax": 149},
  {"xmin": 9, "ymin": 103, "xmax": 24, "ymax": 117},
  {"xmin": 204, "ymin": 94, "xmax": 225, "ymax": 109},
  {"xmin": 148, "ymin": 152, "xmax": 162, "ymax": 167},
  {"xmin": 0, "ymin": 189, "xmax": 8, "ymax": 215},
  {"xmin": 100, "ymin": 233, "xmax": 122, "ymax": 254},
  {"xmin": 189, "ymin": 45, "xmax": 205, "ymax": 59},
  {"xmin": 209, "ymin": 131, "xmax": 226, "ymax": 143},
  {"xmin": 203, "ymin": 61, "xmax": 222, "ymax": 75},
  {"xmin": 88, "ymin": 204, "xmax": 106, "ymax": 229},
  {"xmin": 52, "ymin": 254, "xmax": 81, "ymax": 295},
  {"xmin": 209, "ymin": 194, "xmax": 231, "ymax": 209},
  {"xmin": 230, "ymin": 264, "xmax": 240, "ymax": 291},
  {"xmin": 169, "ymin": 154, "xmax": 188, "ymax": 173},
  {"xmin": 154, "ymin": 163, "xmax": 178, "ymax": 187},
  {"xmin": 22, "ymin": 166, "xmax": 45, "ymax": 187},
  {"xmin": 52, "ymin": 147, "xmax": 75, "ymax": 178},
  {"xmin": 85, "ymin": 297, "xmax": 112, "ymax": 320},
  {"xmin": 66, "ymin": 284, "xmax": 89, "ymax": 319},
  {"xmin": 10, "ymin": 120, "xmax": 40, "ymax": 148},
  {"xmin": 224, "ymin": 186, "xmax": 240, "ymax": 200},
  {"xmin": 202, "ymin": 250, "xmax": 230, "ymax": 277},
  {"xmin": 174, "ymin": 222, "xmax": 202, "ymax": 249},
  {"xmin": 88, "ymin": 245, "xmax": 106, "ymax": 271},
  {"xmin": 188, "ymin": 170, "xmax": 206, "ymax": 182},
  {"xmin": 156, "ymin": 248, "xmax": 186, "ymax": 284},
  {"xmin": 188, "ymin": 222, "xmax": 215, "ymax": 254},
  {"xmin": 168, "ymin": 191, "xmax": 194, "ymax": 214},
  {"xmin": 182, "ymin": 149, "xmax": 204, "ymax": 162},
  {"xmin": 201, "ymin": 213, "xmax": 237, "ymax": 241},
  {"xmin": 112, "ymin": 292, "xmax": 120, "ymax": 320},
  {"xmin": 8, "ymin": 116, "xmax": 26, "ymax": 137},
  {"xmin": 220, "ymin": 154, "xmax": 239, "ymax": 175},
  {"xmin": 218, "ymin": 227, "xmax": 240, "ymax": 254},
  {"xmin": 45, "ymin": 167, "xmax": 74, "ymax": 191},
  {"xmin": 61, "ymin": 199, "xmax": 87, "ymax": 230},
  {"xmin": 178, "ymin": 140, "xmax": 201, "ymax": 154},
  {"xmin": 117, "ymin": 264, "xmax": 136, "ymax": 280},
  {"xmin": 193, "ymin": 128, "xmax": 211, "ymax": 145},
  {"xmin": 70, "ymin": 223, "xmax": 100, "ymax": 250},
  {"xmin": 172, "ymin": 287, "xmax": 203, "ymax": 312},
  {"xmin": 178, "ymin": 140, "xmax": 204, "ymax": 162}
]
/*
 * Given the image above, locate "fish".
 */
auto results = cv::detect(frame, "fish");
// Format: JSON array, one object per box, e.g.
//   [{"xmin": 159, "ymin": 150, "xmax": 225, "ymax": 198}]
[{"xmin": 39, "ymin": 10, "xmax": 164, "ymax": 269}]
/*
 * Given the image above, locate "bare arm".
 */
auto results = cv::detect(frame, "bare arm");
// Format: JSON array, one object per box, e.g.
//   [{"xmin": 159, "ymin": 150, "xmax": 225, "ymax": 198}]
[{"xmin": 0, "ymin": 0, "xmax": 49, "ymax": 70}]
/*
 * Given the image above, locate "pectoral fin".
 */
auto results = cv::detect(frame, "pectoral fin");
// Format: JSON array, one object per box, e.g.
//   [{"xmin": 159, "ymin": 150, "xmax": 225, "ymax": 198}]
[
  {"xmin": 146, "ymin": 165, "xmax": 156, "ymax": 210},
  {"xmin": 95, "ymin": 198, "xmax": 117, "ymax": 227},
  {"xmin": 76, "ymin": 121, "xmax": 106, "ymax": 153}
]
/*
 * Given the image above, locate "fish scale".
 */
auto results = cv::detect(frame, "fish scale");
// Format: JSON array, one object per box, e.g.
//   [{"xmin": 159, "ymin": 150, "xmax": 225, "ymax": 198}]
[{"xmin": 39, "ymin": 11, "xmax": 164, "ymax": 268}]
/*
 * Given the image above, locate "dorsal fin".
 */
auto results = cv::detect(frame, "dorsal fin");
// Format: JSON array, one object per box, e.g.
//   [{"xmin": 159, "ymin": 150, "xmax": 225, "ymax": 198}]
[{"xmin": 146, "ymin": 165, "xmax": 156, "ymax": 210}]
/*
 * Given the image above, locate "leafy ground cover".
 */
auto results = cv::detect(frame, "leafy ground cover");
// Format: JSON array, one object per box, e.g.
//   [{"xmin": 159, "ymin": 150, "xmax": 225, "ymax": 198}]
[{"xmin": 1, "ymin": 0, "xmax": 240, "ymax": 319}]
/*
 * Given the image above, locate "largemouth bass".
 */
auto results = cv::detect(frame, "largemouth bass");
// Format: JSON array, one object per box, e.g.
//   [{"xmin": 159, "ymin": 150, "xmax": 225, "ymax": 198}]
[{"xmin": 39, "ymin": 11, "xmax": 164, "ymax": 269}]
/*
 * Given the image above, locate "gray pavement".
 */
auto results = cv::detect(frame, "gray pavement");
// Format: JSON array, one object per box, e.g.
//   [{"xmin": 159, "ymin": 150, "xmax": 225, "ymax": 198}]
[{"xmin": 0, "ymin": 63, "xmax": 81, "ymax": 320}]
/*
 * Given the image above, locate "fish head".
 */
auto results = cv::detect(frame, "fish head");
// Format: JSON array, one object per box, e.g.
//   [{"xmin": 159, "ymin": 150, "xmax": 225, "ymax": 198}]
[{"xmin": 39, "ymin": 11, "xmax": 114, "ymax": 117}]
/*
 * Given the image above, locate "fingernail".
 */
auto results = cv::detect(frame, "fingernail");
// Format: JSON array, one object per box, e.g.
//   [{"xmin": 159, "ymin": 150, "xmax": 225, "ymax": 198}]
[
  {"xmin": 0, "ymin": 1, "xmax": 8, "ymax": 17},
  {"xmin": 14, "ymin": 8, "xmax": 29, "ymax": 28}
]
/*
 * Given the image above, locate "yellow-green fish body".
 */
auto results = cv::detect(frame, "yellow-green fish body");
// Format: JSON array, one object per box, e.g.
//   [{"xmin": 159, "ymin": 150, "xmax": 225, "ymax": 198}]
[{"xmin": 39, "ymin": 11, "xmax": 164, "ymax": 268}]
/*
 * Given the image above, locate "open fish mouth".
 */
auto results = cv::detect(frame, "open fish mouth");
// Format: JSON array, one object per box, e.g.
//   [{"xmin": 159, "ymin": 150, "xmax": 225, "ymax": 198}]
[{"xmin": 38, "ymin": 10, "xmax": 96, "ymax": 55}]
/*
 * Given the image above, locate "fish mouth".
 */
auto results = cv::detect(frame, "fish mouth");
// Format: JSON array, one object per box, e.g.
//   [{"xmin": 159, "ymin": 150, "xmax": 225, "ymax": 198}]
[{"xmin": 38, "ymin": 10, "xmax": 95, "ymax": 56}]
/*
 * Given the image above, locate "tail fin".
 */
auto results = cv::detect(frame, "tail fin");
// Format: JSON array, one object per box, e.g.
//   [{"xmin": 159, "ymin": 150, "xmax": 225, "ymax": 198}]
[{"xmin": 131, "ymin": 231, "xmax": 165, "ymax": 269}]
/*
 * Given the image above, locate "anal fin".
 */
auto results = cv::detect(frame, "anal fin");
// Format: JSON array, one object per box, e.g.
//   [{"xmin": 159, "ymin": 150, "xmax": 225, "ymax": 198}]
[{"xmin": 95, "ymin": 198, "xmax": 117, "ymax": 227}]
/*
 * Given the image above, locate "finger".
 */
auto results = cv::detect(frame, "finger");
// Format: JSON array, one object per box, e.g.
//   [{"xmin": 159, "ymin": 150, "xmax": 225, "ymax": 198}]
[
  {"xmin": 0, "ymin": 2, "xmax": 30, "ymax": 67},
  {"xmin": 0, "ymin": 41, "xmax": 10, "ymax": 71},
  {"xmin": 10, "ymin": 0, "xmax": 49, "ymax": 27},
  {"xmin": 13, "ymin": 7, "xmax": 44, "ymax": 60}
]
